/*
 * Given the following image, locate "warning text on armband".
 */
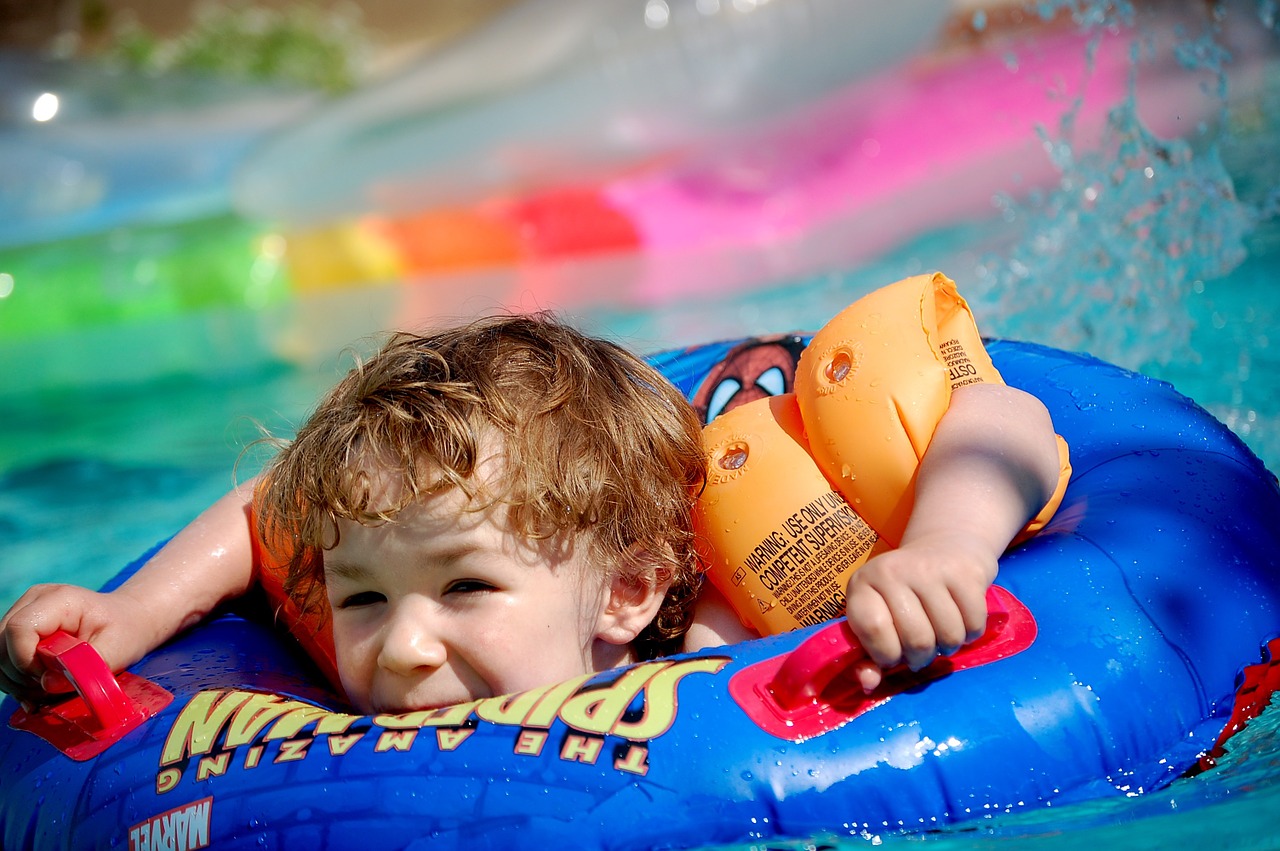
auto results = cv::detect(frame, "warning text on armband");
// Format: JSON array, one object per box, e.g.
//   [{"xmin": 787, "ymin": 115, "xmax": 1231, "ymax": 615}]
[
  {"xmin": 738, "ymin": 491, "xmax": 878, "ymax": 624},
  {"xmin": 940, "ymin": 337, "xmax": 985, "ymax": 389}
]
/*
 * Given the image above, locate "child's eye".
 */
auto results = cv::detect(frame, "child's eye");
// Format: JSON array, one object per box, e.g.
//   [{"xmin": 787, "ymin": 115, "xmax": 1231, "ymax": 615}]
[
  {"xmin": 445, "ymin": 579, "xmax": 496, "ymax": 595},
  {"xmin": 337, "ymin": 591, "xmax": 386, "ymax": 609}
]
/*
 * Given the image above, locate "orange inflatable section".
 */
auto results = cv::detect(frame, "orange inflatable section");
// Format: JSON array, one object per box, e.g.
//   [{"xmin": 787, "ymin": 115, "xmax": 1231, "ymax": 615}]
[
  {"xmin": 695, "ymin": 394, "xmax": 890, "ymax": 635},
  {"xmin": 795, "ymin": 272, "xmax": 1003, "ymax": 545},
  {"xmin": 282, "ymin": 186, "xmax": 643, "ymax": 291}
]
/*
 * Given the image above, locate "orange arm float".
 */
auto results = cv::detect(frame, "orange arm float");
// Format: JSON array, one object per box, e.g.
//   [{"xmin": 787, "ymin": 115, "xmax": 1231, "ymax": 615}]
[
  {"xmin": 250, "ymin": 497, "xmax": 342, "ymax": 691},
  {"xmin": 695, "ymin": 273, "xmax": 1071, "ymax": 635}
]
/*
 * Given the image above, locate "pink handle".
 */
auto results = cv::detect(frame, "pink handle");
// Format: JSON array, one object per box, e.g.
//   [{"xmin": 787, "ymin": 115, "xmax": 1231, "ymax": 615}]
[
  {"xmin": 767, "ymin": 585, "xmax": 1014, "ymax": 710},
  {"xmin": 767, "ymin": 621, "xmax": 865, "ymax": 710},
  {"xmin": 35, "ymin": 631, "xmax": 140, "ymax": 737},
  {"xmin": 732, "ymin": 586, "xmax": 1036, "ymax": 741}
]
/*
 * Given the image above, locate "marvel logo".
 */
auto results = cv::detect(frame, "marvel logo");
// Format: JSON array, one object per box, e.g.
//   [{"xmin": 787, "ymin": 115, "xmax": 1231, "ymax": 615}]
[{"xmin": 128, "ymin": 797, "xmax": 212, "ymax": 851}]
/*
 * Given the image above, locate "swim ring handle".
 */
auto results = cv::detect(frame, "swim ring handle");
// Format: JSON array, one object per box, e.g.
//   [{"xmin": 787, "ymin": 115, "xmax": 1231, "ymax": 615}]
[
  {"xmin": 731, "ymin": 586, "xmax": 1035, "ymax": 741},
  {"xmin": 9, "ymin": 632, "xmax": 174, "ymax": 761},
  {"xmin": 35, "ymin": 631, "xmax": 141, "ymax": 734},
  {"xmin": 767, "ymin": 585, "xmax": 1018, "ymax": 710}
]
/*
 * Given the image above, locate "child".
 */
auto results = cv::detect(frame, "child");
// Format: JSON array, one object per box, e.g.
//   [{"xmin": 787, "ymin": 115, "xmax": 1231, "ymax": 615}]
[{"xmin": 0, "ymin": 309, "xmax": 1062, "ymax": 712}]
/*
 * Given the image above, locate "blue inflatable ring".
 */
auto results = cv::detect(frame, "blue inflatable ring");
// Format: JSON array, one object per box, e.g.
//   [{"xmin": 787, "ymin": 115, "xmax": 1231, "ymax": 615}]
[{"xmin": 2, "ymin": 338, "xmax": 1279, "ymax": 850}]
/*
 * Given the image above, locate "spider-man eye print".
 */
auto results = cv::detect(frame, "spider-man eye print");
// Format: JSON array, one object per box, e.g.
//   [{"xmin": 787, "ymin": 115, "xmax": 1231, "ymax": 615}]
[{"xmin": 691, "ymin": 334, "xmax": 808, "ymax": 425}]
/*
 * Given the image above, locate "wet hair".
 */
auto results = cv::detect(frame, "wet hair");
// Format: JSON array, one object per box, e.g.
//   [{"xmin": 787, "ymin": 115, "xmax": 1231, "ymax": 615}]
[{"xmin": 255, "ymin": 313, "xmax": 707, "ymax": 658}]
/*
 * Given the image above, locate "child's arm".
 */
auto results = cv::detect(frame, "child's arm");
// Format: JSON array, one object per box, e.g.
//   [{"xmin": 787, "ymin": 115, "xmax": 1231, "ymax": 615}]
[
  {"xmin": 845, "ymin": 382, "xmax": 1061, "ymax": 691},
  {"xmin": 0, "ymin": 481, "xmax": 258, "ymax": 704}
]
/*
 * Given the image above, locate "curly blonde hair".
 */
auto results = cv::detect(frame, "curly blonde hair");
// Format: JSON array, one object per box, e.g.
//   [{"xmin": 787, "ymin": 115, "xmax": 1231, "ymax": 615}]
[{"xmin": 255, "ymin": 313, "xmax": 706, "ymax": 658}]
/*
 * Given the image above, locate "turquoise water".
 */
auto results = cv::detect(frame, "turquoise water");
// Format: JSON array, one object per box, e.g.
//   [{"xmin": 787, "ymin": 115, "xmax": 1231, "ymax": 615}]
[{"xmin": 2, "ymin": 2, "xmax": 1279, "ymax": 848}]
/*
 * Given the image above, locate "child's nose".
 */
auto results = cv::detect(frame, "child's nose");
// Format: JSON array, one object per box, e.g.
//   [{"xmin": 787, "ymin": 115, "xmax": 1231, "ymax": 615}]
[{"xmin": 377, "ymin": 598, "xmax": 446, "ymax": 675}]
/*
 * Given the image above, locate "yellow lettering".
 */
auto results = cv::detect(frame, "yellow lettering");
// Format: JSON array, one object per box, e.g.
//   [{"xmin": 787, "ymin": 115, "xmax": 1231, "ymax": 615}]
[
  {"xmin": 260, "ymin": 704, "xmax": 338, "ymax": 741},
  {"xmin": 243, "ymin": 744, "xmax": 264, "ymax": 769},
  {"xmin": 225, "ymin": 693, "xmax": 306, "ymax": 748},
  {"xmin": 612, "ymin": 657, "xmax": 730, "ymax": 741},
  {"xmin": 376, "ymin": 700, "xmax": 480, "ymax": 729},
  {"xmin": 274, "ymin": 739, "xmax": 311, "ymax": 763},
  {"xmin": 559, "ymin": 734, "xmax": 603, "ymax": 764},
  {"xmin": 327, "ymin": 733, "xmax": 364, "ymax": 755},
  {"xmin": 557, "ymin": 663, "xmax": 666, "ymax": 735},
  {"xmin": 475, "ymin": 687, "xmax": 550, "ymax": 726},
  {"xmin": 435, "ymin": 728, "xmax": 475, "ymax": 751},
  {"xmin": 513, "ymin": 729, "xmax": 548, "ymax": 756},
  {"xmin": 314, "ymin": 713, "xmax": 361, "ymax": 736},
  {"xmin": 195, "ymin": 753, "xmax": 230, "ymax": 781},
  {"xmin": 155, "ymin": 767, "xmax": 181, "ymax": 795},
  {"xmin": 522, "ymin": 674, "xmax": 593, "ymax": 729},
  {"xmin": 613, "ymin": 744, "xmax": 650, "ymax": 776},
  {"xmin": 161, "ymin": 690, "xmax": 252, "ymax": 765},
  {"xmin": 375, "ymin": 729, "xmax": 418, "ymax": 752}
]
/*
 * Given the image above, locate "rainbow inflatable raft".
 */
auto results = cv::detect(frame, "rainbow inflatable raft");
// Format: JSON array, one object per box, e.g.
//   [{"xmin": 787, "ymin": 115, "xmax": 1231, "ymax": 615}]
[{"xmin": 2, "ymin": 330, "xmax": 1280, "ymax": 850}]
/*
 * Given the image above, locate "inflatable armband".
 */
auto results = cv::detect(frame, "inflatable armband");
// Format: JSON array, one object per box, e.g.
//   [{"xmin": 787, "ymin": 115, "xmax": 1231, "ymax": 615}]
[{"xmin": 696, "ymin": 273, "xmax": 1071, "ymax": 634}]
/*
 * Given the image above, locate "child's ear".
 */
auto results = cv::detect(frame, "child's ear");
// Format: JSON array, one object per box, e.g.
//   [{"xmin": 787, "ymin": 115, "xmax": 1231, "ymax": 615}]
[{"xmin": 594, "ymin": 547, "xmax": 673, "ymax": 646}]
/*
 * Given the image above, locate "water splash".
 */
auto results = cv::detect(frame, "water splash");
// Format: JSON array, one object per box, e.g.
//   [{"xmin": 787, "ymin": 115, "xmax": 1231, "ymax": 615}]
[{"xmin": 982, "ymin": 2, "xmax": 1272, "ymax": 372}]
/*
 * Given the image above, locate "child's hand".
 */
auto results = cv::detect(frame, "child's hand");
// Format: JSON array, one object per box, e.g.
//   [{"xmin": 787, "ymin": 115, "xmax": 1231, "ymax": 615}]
[
  {"xmin": 0, "ymin": 585, "xmax": 152, "ymax": 706},
  {"xmin": 843, "ymin": 531, "xmax": 998, "ymax": 693}
]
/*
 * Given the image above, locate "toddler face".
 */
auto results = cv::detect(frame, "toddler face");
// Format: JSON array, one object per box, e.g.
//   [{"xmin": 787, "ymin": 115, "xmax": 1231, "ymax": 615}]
[{"xmin": 323, "ymin": 466, "xmax": 617, "ymax": 714}]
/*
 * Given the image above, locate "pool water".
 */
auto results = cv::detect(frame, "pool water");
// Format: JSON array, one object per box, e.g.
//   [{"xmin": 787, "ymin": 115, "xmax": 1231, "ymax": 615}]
[{"xmin": 1, "ymin": 2, "xmax": 1278, "ymax": 848}]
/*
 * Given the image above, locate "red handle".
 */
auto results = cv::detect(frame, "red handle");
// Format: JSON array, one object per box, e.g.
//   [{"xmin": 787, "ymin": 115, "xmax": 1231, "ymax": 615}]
[
  {"xmin": 35, "ymin": 631, "xmax": 141, "ymax": 737},
  {"xmin": 767, "ymin": 585, "xmax": 1015, "ymax": 710},
  {"xmin": 767, "ymin": 620, "xmax": 865, "ymax": 710},
  {"xmin": 731, "ymin": 586, "xmax": 1036, "ymax": 741},
  {"xmin": 10, "ymin": 631, "xmax": 173, "ymax": 760}
]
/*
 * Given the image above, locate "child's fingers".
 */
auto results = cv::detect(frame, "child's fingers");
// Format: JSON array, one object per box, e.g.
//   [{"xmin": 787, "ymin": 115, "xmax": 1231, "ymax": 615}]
[
  {"xmin": 851, "ymin": 659, "xmax": 883, "ymax": 694},
  {"xmin": 915, "ymin": 584, "xmax": 974, "ymax": 657},
  {"xmin": 0, "ymin": 584, "xmax": 101, "ymax": 697},
  {"xmin": 0, "ymin": 633, "xmax": 49, "ymax": 706},
  {"xmin": 844, "ymin": 584, "xmax": 896, "ymax": 666},
  {"xmin": 0, "ymin": 608, "xmax": 47, "ymax": 685},
  {"xmin": 846, "ymin": 545, "xmax": 996, "ymax": 675},
  {"xmin": 851, "ymin": 582, "xmax": 963, "ymax": 672},
  {"xmin": 0, "ymin": 666, "xmax": 33, "ymax": 703},
  {"xmin": 953, "ymin": 579, "xmax": 992, "ymax": 644},
  {"xmin": 40, "ymin": 670, "xmax": 74, "ymax": 695},
  {"xmin": 892, "ymin": 597, "xmax": 944, "ymax": 672},
  {"xmin": 859, "ymin": 577, "xmax": 950, "ymax": 672},
  {"xmin": 846, "ymin": 583, "xmax": 930, "ymax": 670}
]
